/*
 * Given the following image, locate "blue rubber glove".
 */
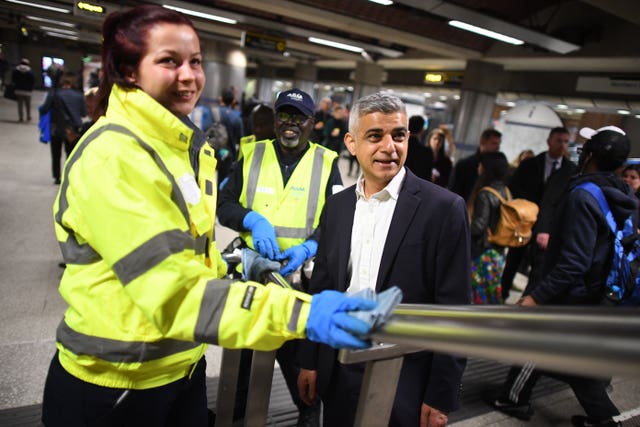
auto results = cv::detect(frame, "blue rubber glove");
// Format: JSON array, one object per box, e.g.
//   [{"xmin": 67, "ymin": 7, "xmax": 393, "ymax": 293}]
[
  {"xmin": 306, "ymin": 290, "xmax": 378, "ymax": 349},
  {"xmin": 347, "ymin": 286, "xmax": 403, "ymax": 329},
  {"xmin": 242, "ymin": 211, "xmax": 280, "ymax": 260},
  {"xmin": 279, "ymin": 240, "xmax": 318, "ymax": 277}
]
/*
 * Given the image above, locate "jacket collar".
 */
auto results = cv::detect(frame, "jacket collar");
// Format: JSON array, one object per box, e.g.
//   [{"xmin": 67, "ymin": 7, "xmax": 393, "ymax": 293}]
[{"xmin": 107, "ymin": 85, "xmax": 194, "ymax": 152}]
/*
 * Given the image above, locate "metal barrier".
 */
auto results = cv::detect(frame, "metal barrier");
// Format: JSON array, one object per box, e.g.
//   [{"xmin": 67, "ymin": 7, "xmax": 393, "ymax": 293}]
[{"xmin": 215, "ymin": 300, "xmax": 640, "ymax": 427}]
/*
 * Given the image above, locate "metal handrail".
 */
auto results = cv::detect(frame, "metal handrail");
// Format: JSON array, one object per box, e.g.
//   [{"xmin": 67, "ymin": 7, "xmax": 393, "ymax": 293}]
[
  {"xmin": 216, "ymin": 293, "xmax": 640, "ymax": 426},
  {"xmin": 368, "ymin": 304, "xmax": 640, "ymax": 377}
]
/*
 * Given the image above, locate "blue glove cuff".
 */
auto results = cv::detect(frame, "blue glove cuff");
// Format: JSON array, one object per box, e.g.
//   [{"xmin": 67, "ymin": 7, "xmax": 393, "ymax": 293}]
[
  {"xmin": 242, "ymin": 211, "xmax": 264, "ymax": 230},
  {"xmin": 301, "ymin": 239, "xmax": 318, "ymax": 258}
]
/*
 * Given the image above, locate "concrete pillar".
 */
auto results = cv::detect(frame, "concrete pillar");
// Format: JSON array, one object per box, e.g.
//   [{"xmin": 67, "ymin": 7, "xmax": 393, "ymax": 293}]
[
  {"xmin": 352, "ymin": 61, "xmax": 384, "ymax": 101},
  {"xmin": 293, "ymin": 63, "xmax": 317, "ymax": 100},
  {"xmin": 452, "ymin": 60, "xmax": 504, "ymax": 158},
  {"xmin": 254, "ymin": 65, "xmax": 278, "ymax": 104},
  {"xmin": 200, "ymin": 40, "xmax": 247, "ymax": 105}
]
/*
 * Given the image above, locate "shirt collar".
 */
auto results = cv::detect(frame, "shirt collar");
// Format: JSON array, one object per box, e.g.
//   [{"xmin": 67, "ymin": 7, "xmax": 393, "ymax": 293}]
[
  {"xmin": 545, "ymin": 152, "xmax": 562, "ymax": 163},
  {"xmin": 355, "ymin": 167, "xmax": 406, "ymax": 201}
]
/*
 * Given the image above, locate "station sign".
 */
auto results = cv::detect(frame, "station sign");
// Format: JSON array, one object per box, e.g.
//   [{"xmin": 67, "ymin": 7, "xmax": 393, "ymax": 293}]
[
  {"xmin": 242, "ymin": 32, "xmax": 286, "ymax": 54},
  {"xmin": 74, "ymin": 1, "xmax": 114, "ymax": 20}
]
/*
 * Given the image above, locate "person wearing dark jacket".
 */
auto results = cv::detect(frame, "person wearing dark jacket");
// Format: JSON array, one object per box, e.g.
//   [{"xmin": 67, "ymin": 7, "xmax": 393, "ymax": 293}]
[
  {"xmin": 12, "ymin": 58, "xmax": 35, "ymax": 122},
  {"xmin": 40, "ymin": 71, "xmax": 86, "ymax": 184},
  {"xmin": 405, "ymin": 115, "xmax": 433, "ymax": 181},
  {"xmin": 468, "ymin": 152, "xmax": 510, "ymax": 304},
  {"xmin": 501, "ymin": 127, "xmax": 576, "ymax": 300},
  {"xmin": 492, "ymin": 125, "xmax": 634, "ymax": 427},
  {"xmin": 449, "ymin": 128, "xmax": 501, "ymax": 201}
]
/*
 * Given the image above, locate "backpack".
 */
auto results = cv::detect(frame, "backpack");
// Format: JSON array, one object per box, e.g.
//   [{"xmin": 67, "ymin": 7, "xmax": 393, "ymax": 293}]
[
  {"xmin": 480, "ymin": 186, "xmax": 539, "ymax": 248},
  {"xmin": 575, "ymin": 182, "xmax": 640, "ymax": 306},
  {"xmin": 204, "ymin": 107, "xmax": 229, "ymax": 160}
]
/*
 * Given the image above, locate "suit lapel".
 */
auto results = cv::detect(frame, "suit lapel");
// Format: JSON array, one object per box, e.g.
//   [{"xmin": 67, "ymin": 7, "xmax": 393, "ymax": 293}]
[
  {"xmin": 337, "ymin": 189, "xmax": 356, "ymax": 292},
  {"xmin": 375, "ymin": 173, "xmax": 420, "ymax": 291}
]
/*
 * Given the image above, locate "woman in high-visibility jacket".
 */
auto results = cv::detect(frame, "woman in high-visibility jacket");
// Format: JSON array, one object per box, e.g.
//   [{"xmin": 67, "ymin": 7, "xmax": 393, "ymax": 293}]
[{"xmin": 41, "ymin": 6, "xmax": 376, "ymax": 426}]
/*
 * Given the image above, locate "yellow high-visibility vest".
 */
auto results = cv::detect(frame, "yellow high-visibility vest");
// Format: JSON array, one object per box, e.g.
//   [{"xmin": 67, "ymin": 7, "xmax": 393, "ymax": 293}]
[{"xmin": 238, "ymin": 140, "xmax": 337, "ymax": 251}]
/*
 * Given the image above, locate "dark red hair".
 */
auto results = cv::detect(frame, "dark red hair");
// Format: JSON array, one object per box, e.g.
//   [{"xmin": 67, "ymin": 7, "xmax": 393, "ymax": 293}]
[{"xmin": 95, "ymin": 5, "xmax": 197, "ymax": 117}]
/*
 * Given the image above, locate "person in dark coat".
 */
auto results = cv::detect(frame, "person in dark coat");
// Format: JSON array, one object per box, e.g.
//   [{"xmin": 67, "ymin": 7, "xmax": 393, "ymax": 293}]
[
  {"xmin": 297, "ymin": 93, "xmax": 470, "ymax": 427},
  {"xmin": 404, "ymin": 115, "xmax": 433, "ymax": 181},
  {"xmin": 468, "ymin": 152, "xmax": 510, "ymax": 304},
  {"xmin": 40, "ymin": 71, "xmax": 87, "ymax": 185},
  {"xmin": 449, "ymin": 128, "xmax": 502, "ymax": 201},
  {"xmin": 502, "ymin": 127, "xmax": 576, "ymax": 300},
  {"xmin": 12, "ymin": 58, "xmax": 35, "ymax": 122},
  {"xmin": 427, "ymin": 127, "xmax": 454, "ymax": 187},
  {"xmin": 492, "ymin": 126, "xmax": 633, "ymax": 427}
]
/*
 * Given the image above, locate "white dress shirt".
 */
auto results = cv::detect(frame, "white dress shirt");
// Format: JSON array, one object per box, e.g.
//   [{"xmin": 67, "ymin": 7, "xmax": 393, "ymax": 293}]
[
  {"xmin": 347, "ymin": 168, "xmax": 406, "ymax": 294},
  {"xmin": 544, "ymin": 153, "xmax": 562, "ymax": 182}
]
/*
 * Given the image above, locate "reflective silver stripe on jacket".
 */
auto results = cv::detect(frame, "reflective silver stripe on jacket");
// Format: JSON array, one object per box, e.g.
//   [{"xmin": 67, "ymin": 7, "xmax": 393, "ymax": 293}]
[
  {"xmin": 245, "ymin": 142, "xmax": 266, "ymax": 210},
  {"xmin": 194, "ymin": 279, "xmax": 232, "ymax": 343},
  {"xmin": 245, "ymin": 143, "xmax": 327, "ymax": 238},
  {"xmin": 288, "ymin": 297, "xmax": 305, "ymax": 332},
  {"xmin": 57, "ymin": 320, "xmax": 200, "ymax": 363},
  {"xmin": 56, "ymin": 124, "xmax": 202, "ymax": 282},
  {"xmin": 113, "ymin": 229, "xmax": 194, "ymax": 285}
]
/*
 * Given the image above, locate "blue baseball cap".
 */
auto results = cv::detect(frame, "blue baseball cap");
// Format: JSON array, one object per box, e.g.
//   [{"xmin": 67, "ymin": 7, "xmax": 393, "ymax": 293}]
[{"xmin": 274, "ymin": 88, "xmax": 315, "ymax": 117}]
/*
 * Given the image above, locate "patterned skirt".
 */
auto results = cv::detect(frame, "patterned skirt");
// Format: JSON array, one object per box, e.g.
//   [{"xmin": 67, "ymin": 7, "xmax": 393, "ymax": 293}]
[{"xmin": 471, "ymin": 248, "xmax": 505, "ymax": 304}]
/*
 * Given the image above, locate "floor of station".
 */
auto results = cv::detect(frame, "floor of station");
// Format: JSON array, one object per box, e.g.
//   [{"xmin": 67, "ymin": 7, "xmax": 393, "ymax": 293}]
[{"xmin": 0, "ymin": 93, "xmax": 638, "ymax": 426}]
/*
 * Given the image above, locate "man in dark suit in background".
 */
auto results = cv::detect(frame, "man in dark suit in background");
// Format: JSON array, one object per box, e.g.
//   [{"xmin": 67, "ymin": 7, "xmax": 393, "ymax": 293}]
[
  {"xmin": 501, "ymin": 127, "xmax": 576, "ymax": 300},
  {"xmin": 449, "ymin": 128, "xmax": 502, "ymax": 201},
  {"xmin": 297, "ymin": 92, "xmax": 471, "ymax": 427},
  {"xmin": 405, "ymin": 115, "xmax": 433, "ymax": 181}
]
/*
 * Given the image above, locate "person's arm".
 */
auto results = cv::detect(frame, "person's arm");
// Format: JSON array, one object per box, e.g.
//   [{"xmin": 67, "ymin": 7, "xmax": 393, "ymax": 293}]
[
  {"xmin": 469, "ymin": 191, "xmax": 492, "ymax": 240},
  {"xmin": 61, "ymin": 142, "xmax": 375, "ymax": 351},
  {"xmin": 530, "ymin": 192, "xmax": 598, "ymax": 304},
  {"xmin": 216, "ymin": 158, "xmax": 251, "ymax": 230},
  {"xmin": 423, "ymin": 195, "xmax": 470, "ymax": 413}
]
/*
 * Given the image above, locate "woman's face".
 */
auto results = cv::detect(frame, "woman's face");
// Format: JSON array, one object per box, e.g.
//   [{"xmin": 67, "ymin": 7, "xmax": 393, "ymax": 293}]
[
  {"xmin": 429, "ymin": 133, "xmax": 443, "ymax": 150},
  {"xmin": 623, "ymin": 169, "xmax": 640, "ymax": 192},
  {"xmin": 131, "ymin": 23, "xmax": 204, "ymax": 117}
]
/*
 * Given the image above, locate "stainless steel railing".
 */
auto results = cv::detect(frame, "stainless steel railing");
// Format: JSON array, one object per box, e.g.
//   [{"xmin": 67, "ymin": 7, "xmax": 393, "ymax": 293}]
[{"xmin": 215, "ymin": 298, "xmax": 640, "ymax": 426}]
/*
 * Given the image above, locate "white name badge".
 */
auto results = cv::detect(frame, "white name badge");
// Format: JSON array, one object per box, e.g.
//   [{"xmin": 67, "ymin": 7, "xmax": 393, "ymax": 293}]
[
  {"xmin": 256, "ymin": 186, "xmax": 275, "ymax": 195},
  {"xmin": 177, "ymin": 174, "xmax": 201, "ymax": 205}
]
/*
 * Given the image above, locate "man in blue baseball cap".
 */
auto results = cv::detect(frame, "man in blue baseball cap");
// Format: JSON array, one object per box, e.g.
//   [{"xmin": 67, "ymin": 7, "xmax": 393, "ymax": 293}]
[{"xmin": 217, "ymin": 88, "xmax": 343, "ymax": 425}]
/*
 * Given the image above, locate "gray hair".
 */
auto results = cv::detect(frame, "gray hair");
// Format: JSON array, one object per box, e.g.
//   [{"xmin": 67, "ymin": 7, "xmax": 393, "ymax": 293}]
[{"xmin": 348, "ymin": 92, "xmax": 407, "ymax": 133}]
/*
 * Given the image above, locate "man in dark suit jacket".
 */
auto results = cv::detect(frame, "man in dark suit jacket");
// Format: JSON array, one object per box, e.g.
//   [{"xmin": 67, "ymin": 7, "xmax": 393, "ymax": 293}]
[
  {"xmin": 405, "ymin": 115, "xmax": 433, "ymax": 181},
  {"xmin": 448, "ymin": 128, "xmax": 502, "ymax": 201},
  {"xmin": 297, "ymin": 92, "xmax": 471, "ymax": 427},
  {"xmin": 501, "ymin": 127, "xmax": 577, "ymax": 300}
]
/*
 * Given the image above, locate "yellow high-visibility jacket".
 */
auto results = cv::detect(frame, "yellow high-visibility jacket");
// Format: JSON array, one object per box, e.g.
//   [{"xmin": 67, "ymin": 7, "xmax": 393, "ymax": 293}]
[
  {"xmin": 238, "ymin": 140, "xmax": 337, "ymax": 251},
  {"xmin": 237, "ymin": 134, "xmax": 256, "ymax": 160},
  {"xmin": 53, "ymin": 85, "xmax": 311, "ymax": 390}
]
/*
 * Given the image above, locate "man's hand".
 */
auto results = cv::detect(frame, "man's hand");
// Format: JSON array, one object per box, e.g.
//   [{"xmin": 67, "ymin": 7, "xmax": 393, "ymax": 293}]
[
  {"xmin": 242, "ymin": 211, "xmax": 281, "ymax": 260},
  {"xmin": 536, "ymin": 233, "xmax": 550, "ymax": 250},
  {"xmin": 297, "ymin": 369, "xmax": 318, "ymax": 406},
  {"xmin": 517, "ymin": 295, "xmax": 538, "ymax": 307},
  {"xmin": 421, "ymin": 403, "xmax": 448, "ymax": 427},
  {"xmin": 279, "ymin": 240, "xmax": 317, "ymax": 276}
]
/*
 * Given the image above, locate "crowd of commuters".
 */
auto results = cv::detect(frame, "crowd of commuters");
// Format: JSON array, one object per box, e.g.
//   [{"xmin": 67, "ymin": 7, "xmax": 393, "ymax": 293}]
[{"xmin": 10, "ymin": 4, "xmax": 634, "ymax": 427}]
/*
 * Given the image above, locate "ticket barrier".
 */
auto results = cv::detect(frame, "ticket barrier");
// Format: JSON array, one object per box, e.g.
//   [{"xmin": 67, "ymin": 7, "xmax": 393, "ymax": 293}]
[{"xmin": 214, "ymin": 301, "xmax": 640, "ymax": 427}]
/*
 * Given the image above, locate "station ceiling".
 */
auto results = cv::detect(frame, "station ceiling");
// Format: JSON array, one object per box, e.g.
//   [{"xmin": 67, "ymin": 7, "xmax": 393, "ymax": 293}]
[{"xmin": 2, "ymin": 0, "xmax": 640, "ymax": 113}]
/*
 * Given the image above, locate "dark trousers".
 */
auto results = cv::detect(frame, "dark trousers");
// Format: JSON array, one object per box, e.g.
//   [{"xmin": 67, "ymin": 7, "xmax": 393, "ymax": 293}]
[
  {"xmin": 16, "ymin": 94, "xmax": 31, "ymax": 121},
  {"xmin": 42, "ymin": 352, "xmax": 209, "ymax": 427},
  {"xmin": 500, "ymin": 364, "xmax": 619, "ymax": 422},
  {"xmin": 500, "ymin": 245, "xmax": 529, "ymax": 300},
  {"xmin": 322, "ymin": 356, "xmax": 430, "ymax": 427},
  {"xmin": 50, "ymin": 133, "xmax": 76, "ymax": 181}
]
